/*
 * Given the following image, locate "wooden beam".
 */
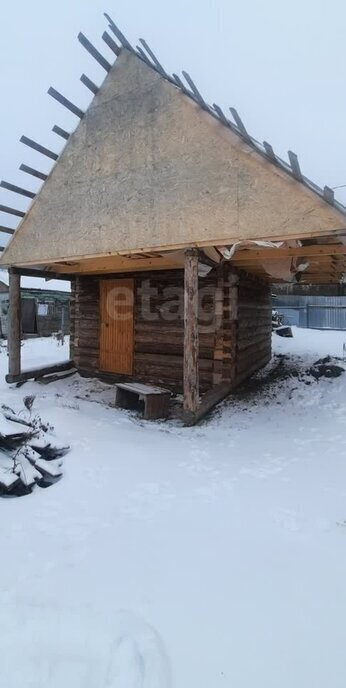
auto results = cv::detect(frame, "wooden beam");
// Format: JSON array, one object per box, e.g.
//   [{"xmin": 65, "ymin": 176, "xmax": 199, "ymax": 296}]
[
  {"xmin": 229, "ymin": 107, "xmax": 251, "ymax": 141},
  {"xmin": 233, "ymin": 256, "xmax": 340, "ymax": 266},
  {"xmin": 80, "ymin": 74, "xmax": 98, "ymax": 95},
  {"xmin": 8, "ymin": 271, "xmax": 21, "ymax": 378},
  {"xmin": 52, "ymin": 125, "xmax": 70, "ymax": 141},
  {"xmin": 0, "ymin": 181, "xmax": 35, "ymax": 199},
  {"xmin": 230, "ymin": 245, "xmax": 346, "ymax": 261},
  {"xmin": 172, "ymin": 73, "xmax": 191, "ymax": 95},
  {"xmin": 78, "ymin": 32, "xmax": 112, "ymax": 72},
  {"xmin": 323, "ymin": 186, "xmax": 335, "ymax": 205},
  {"xmin": 53, "ymin": 256, "xmax": 184, "ymax": 275},
  {"xmin": 48, "ymin": 88, "xmax": 84, "ymax": 119},
  {"xmin": 11, "ymin": 266, "xmax": 73, "ymax": 280},
  {"xmin": 288, "ymin": 150, "xmax": 303, "ymax": 181},
  {"xmin": 136, "ymin": 46, "xmax": 154, "ymax": 67},
  {"xmin": 182, "ymin": 71, "xmax": 206, "ymax": 106},
  {"xmin": 212, "ymin": 104, "xmax": 230, "ymax": 126},
  {"xmin": 102, "ymin": 31, "xmax": 121, "ymax": 56},
  {"xmin": 20, "ymin": 136, "xmax": 58, "ymax": 161},
  {"xmin": 184, "ymin": 248, "xmax": 199, "ymax": 413},
  {"xmin": 0, "ymin": 204, "xmax": 25, "ymax": 218},
  {"xmin": 263, "ymin": 141, "xmax": 276, "ymax": 162},
  {"xmin": 139, "ymin": 38, "xmax": 167, "ymax": 77},
  {"xmin": 6, "ymin": 359, "xmax": 74, "ymax": 385},
  {"xmin": 19, "ymin": 164, "xmax": 47, "ymax": 181},
  {"xmin": 104, "ymin": 13, "xmax": 133, "ymax": 51}
]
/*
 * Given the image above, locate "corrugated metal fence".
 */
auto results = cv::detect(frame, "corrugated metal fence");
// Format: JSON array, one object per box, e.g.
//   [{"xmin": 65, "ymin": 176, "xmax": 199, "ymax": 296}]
[{"xmin": 275, "ymin": 296, "xmax": 346, "ymax": 330}]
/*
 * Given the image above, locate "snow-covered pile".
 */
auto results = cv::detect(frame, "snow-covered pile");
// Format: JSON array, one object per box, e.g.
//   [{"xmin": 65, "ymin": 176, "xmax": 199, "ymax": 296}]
[
  {"xmin": 0, "ymin": 328, "xmax": 346, "ymax": 687},
  {"xmin": 0, "ymin": 398, "xmax": 69, "ymax": 496}
]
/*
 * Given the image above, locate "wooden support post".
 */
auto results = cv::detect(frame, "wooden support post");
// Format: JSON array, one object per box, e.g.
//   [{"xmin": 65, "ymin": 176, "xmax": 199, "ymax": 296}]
[
  {"xmin": 184, "ymin": 248, "xmax": 199, "ymax": 413},
  {"xmin": 8, "ymin": 271, "xmax": 21, "ymax": 378}
]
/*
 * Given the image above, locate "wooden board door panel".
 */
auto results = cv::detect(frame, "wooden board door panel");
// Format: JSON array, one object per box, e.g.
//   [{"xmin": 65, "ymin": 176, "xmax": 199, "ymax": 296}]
[{"xmin": 100, "ymin": 279, "xmax": 134, "ymax": 374}]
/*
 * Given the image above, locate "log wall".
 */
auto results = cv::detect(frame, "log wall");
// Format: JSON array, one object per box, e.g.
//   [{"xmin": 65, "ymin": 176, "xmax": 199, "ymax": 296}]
[
  {"xmin": 236, "ymin": 272, "xmax": 272, "ymax": 385},
  {"xmin": 73, "ymin": 277, "xmax": 100, "ymax": 370},
  {"xmin": 71, "ymin": 267, "xmax": 272, "ymax": 392},
  {"xmin": 134, "ymin": 270, "xmax": 216, "ymax": 392}
]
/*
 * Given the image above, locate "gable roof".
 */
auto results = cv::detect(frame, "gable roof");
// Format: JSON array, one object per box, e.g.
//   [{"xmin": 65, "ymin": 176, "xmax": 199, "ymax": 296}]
[{"xmin": 0, "ymin": 15, "xmax": 345, "ymax": 270}]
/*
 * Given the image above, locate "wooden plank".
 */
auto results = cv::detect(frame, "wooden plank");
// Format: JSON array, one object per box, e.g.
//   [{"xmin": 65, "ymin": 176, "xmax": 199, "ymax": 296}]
[
  {"xmin": 136, "ymin": 46, "xmax": 153, "ymax": 67},
  {"xmin": 6, "ymin": 360, "xmax": 74, "ymax": 384},
  {"xmin": 323, "ymin": 186, "xmax": 335, "ymax": 205},
  {"xmin": 0, "ymin": 181, "xmax": 35, "ymax": 199},
  {"xmin": 184, "ymin": 248, "xmax": 199, "ymax": 413},
  {"xmin": 263, "ymin": 141, "xmax": 276, "ymax": 162},
  {"xmin": 230, "ymin": 245, "xmax": 346, "ymax": 261},
  {"xmin": 48, "ymin": 88, "xmax": 84, "ymax": 119},
  {"xmin": 182, "ymin": 71, "xmax": 206, "ymax": 106},
  {"xmin": 288, "ymin": 150, "xmax": 303, "ymax": 181},
  {"xmin": 20, "ymin": 136, "xmax": 58, "ymax": 161},
  {"xmin": 139, "ymin": 38, "xmax": 167, "ymax": 76},
  {"xmin": 104, "ymin": 13, "xmax": 133, "ymax": 51},
  {"xmin": 11, "ymin": 266, "xmax": 72, "ymax": 280},
  {"xmin": 116, "ymin": 381, "xmax": 170, "ymax": 395},
  {"xmin": 235, "ymin": 255, "xmax": 338, "ymax": 266},
  {"xmin": 78, "ymin": 32, "xmax": 112, "ymax": 72},
  {"xmin": 102, "ymin": 31, "xmax": 121, "ymax": 56},
  {"xmin": 212, "ymin": 104, "xmax": 230, "ymax": 126},
  {"xmin": 80, "ymin": 74, "xmax": 99, "ymax": 95},
  {"xmin": 0, "ymin": 205, "xmax": 25, "ymax": 218},
  {"xmin": 8, "ymin": 272, "xmax": 21, "ymax": 378},
  {"xmin": 100, "ymin": 279, "xmax": 134, "ymax": 374},
  {"xmin": 0, "ymin": 226, "xmax": 15, "ymax": 235},
  {"xmin": 53, "ymin": 254, "xmax": 184, "ymax": 275},
  {"xmin": 19, "ymin": 164, "xmax": 48, "ymax": 181},
  {"xmin": 229, "ymin": 107, "xmax": 251, "ymax": 140},
  {"xmin": 172, "ymin": 73, "xmax": 191, "ymax": 94},
  {"xmin": 52, "ymin": 125, "xmax": 70, "ymax": 141}
]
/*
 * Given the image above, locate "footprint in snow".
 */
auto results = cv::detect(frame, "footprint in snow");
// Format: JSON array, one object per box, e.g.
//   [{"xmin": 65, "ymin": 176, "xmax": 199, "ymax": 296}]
[{"xmin": 105, "ymin": 611, "xmax": 172, "ymax": 688}]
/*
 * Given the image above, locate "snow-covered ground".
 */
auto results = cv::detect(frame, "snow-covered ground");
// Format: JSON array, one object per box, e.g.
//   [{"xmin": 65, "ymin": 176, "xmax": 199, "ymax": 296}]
[{"xmin": 1, "ymin": 328, "xmax": 346, "ymax": 687}]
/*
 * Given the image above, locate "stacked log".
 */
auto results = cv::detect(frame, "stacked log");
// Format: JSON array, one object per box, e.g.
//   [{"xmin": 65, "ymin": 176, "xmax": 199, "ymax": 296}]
[
  {"xmin": 235, "ymin": 273, "xmax": 272, "ymax": 385},
  {"xmin": 73, "ymin": 277, "xmax": 100, "ymax": 370}
]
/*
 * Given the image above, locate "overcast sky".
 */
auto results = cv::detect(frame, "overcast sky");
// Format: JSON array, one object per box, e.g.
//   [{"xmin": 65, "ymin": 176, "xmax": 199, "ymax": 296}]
[{"xmin": 0, "ymin": 0, "xmax": 345, "ymax": 249}]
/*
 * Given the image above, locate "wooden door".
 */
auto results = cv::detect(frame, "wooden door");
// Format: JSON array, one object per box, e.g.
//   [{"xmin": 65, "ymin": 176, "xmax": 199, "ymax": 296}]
[{"xmin": 100, "ymin": 279, "xmax": 134, "ymax": 374}]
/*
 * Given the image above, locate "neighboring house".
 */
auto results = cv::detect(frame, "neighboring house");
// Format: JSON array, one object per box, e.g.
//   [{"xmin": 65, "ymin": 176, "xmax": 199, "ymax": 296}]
[
  {"xmin": 0, "ymin": 272, "xmax": 70, "ymax": 338},
  {"xmin": 0, "ymin": 15, "xmax": 346, "ymax": 422}
]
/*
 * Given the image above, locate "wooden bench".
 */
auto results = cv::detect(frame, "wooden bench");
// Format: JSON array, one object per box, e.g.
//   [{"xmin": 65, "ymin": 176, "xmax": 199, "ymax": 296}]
[{"xmin": 115, "ymin": 382, "xmax": 171, "ymax": 420}]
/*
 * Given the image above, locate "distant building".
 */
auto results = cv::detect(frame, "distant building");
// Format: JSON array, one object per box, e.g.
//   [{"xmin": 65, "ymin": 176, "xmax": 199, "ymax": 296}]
[{"xmin": 0, "ymin": 271, "xmax": 70, "ymax": 338}]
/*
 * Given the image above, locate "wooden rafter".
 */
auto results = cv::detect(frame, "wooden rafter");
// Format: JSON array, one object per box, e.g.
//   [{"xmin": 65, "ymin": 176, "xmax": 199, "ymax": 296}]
[{"xmin": 229, "ymin": 245, "xmax": 346, "ymax": 261}]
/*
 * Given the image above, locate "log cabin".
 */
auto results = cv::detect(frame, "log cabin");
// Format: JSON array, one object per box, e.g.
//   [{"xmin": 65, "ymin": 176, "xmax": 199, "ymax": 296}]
[{"xmin": 1, "ymin": 14, "xmax": 346, "ymax": 422}]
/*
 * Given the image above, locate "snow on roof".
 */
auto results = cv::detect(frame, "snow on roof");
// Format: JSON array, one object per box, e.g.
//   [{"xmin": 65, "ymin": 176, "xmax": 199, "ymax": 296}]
[{"xmin": 0, "ymin": 270, "xmax": 70, "ymax": 293}]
